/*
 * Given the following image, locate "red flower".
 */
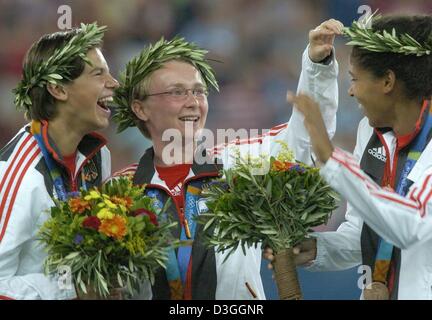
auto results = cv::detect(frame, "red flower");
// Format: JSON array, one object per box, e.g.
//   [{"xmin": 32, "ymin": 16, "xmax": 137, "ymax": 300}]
[
  {"xmin": 82, "ymin": 216, "xmax": 101, "ymax": 230},
  {"xmin": 134, "ymin": 209, "xmax": 158, "ymax": 226}
]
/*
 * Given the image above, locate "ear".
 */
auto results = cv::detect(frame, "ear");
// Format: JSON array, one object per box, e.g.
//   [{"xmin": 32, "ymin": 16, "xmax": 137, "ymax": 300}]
[
  {"xmin": 131, "ymin": 99, "xmax": 150, "ymax": 121},
  {"xmin": 46, "ymin": 83, "xmax": 68, "ymax": 102},
  {"xmin": 382, "ymin": 69, "xmax": 396, "ymax": 94}
]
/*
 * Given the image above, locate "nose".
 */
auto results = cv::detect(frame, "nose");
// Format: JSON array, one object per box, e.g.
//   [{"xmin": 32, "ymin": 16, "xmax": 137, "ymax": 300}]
[
  {"xmin": 348, "ymin": 85, "xmax": 354, "ymax": 97},
  {"xmin": 106, "ymin": 74, "xmax": 120, "ymax": 89},
  {"xmin": 184, "ymin": 90, "xmax": 199, "ymax": 107}
]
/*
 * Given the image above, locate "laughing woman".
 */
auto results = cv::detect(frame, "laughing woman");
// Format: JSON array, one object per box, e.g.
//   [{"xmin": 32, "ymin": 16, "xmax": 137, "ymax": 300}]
[{"xmin": 270, "ymin": 14, "xmax": 432, "ymax": 300}]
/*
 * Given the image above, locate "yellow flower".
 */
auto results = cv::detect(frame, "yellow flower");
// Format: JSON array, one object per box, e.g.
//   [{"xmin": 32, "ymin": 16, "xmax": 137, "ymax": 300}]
[
  {"xmin": 104, "ymin": 199, "xmax": 118, "ymax": 210},
  {"xmin": 99, "ymin": 215, "xmax": 128, "ymax": 240},
  {"xmin": 275, "ymin": 140, "xmax": 295, "ymax": 162},
  {"xmin": 84, "ymin": 190, "xmax": 102, "ymax": 201},
  {"xmin": 97, "ymin": 208, "xmax": 115, "ymax": 220},
  {"xmin": 125, "ymin": 236, "xmax": 146, "ymax": 255}
]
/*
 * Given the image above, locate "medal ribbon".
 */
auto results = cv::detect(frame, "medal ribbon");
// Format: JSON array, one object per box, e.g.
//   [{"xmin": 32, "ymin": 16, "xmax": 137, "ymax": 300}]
[
  {"xmin": 30, "ymin": 120, "xmax": 86, "ymax": 201},
  {"xmin": 372, "ymin": 105, "xmax": 432, "ymax": 287}
]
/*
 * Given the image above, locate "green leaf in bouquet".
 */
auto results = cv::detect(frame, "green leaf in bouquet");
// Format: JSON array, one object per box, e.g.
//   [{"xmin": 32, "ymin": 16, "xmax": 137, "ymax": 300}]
[
  {"xmin": 135, "ymin": 220, "xmax": 146, "ymax": 232},
  {"xmin": 97, "ymin": 250, "xmax": 102, "ymax": 270},
  {"xmin": 117, "ymin": 272, "xmax": 124, "ymax": 288},
  {"xmin": 126, "ymin": 275, "xmax": 133, "ymax": 295},
  {"xmin": 50, "ymin": 206, "xmax": 63, "ymax": 218},
  {"xmin": 76, "ymin": 270, "xmax": 82, "ymax": 286},
  {"xmin": 129, "ymin": 258, "xmax": 135, "ymax": 272},
  {"xmin": 305, "ymin": 211, "xmax": 331, "ymax": 225},
  {"xmin": 65, "ymin": 252, "xmax": 80, "ymax": 260},
  {"xmin": 260, "ymin": 229, "xmax": 278, "ymax": 235},
  {"xmin": 78, "ymin": 278, "xmax": 88, "ymax": 294},
  {"xmin": 236, "ymin": 171, "xmax": 252, "ymax": 181},
  {"xmin": 265, "ymin": 178, "xmax": 272, "ymax": 197},
  {"xmin": 155, "ymin": 258, "xmax": 166, "ymax": 268},
  {"xmin": 203, "ymin": 216, "xmax": 216, "ymax": 232},
  {"xmin": 96, "ymin": 270, "xmax": 109, "ymax": 297},
  {"xmin": 251, "ymin": 210, "xmax": 266, "ymax": 218}
]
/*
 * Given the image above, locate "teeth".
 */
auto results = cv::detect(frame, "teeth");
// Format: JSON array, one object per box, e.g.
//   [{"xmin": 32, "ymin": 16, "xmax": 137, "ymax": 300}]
[
  {"xmin": 98, "ymin": 96, "xmax": 113, "ymax": 104},
  {"xmin": 179, "ymin": 116, "xmax": 199, "ymax": 121}
]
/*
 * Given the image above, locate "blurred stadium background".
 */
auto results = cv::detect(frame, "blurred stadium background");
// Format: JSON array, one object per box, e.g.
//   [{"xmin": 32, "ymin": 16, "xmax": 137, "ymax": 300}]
[{"xmin": 1, "ymin": 0, "xmax": 430, "ymax": 299}]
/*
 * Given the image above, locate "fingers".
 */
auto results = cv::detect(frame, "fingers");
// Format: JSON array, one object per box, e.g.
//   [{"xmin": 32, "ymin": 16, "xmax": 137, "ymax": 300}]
[
  {"xmin": 309, "ymin": 19, "xmax": 344, "ymax": 43},
  {"xmin": 286, "ymin": 91, "xmax": 318, "ymax": 114},
  {"xmin": 263, "ymin": 247, "xmax": 274, "ymax": 265},
  {"xmin": 293, "ymin": 250, "xmax": 315, "ymax": 266},
  {"xmin": 263, "ymin": 247, "xmax": 274, "ymax": 271},
  {"xmin": 292, "ymin": 238, "xmax": 318, "ymax": 266},
  {"xmin": 317, "ymin": 19, "xmax": 344, "ymax": 35},
  {"xmin": 264, "ymin": 247, "xmax": 274, "ymax": 254}
]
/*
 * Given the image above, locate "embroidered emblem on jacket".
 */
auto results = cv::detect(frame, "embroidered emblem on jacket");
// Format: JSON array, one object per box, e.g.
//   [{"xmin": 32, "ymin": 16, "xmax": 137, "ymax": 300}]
[
  {"xmin": 196, "ymin": 198, "xmax": 209, "ymax": 214},
  {"xmin": 368, "ymin": 147, "xmax": 386, "ymax": 162}
]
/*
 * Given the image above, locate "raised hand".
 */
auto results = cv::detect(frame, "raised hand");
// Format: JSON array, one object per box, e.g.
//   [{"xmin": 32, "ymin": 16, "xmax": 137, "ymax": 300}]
[
  {"xmin": 308, "ymin": 19, "xmax": 344, "ymax": 63},
  {"xmin": 287, "ymin": 91, "xmax": 334, "ymax": 163}
]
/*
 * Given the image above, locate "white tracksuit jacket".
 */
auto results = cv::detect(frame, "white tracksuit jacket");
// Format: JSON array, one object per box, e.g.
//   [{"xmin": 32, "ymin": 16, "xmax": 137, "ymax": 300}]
[
  {"xmin": 122, "ymin": 47, "xmax": 339, "ymax": 300},
  {"xmin": 307, "ymin": 74, "xmax": 432, "ymax": 299},
  {"xmin": 0, "ymin": 123, "xmax": 111, "ymax": 300}
]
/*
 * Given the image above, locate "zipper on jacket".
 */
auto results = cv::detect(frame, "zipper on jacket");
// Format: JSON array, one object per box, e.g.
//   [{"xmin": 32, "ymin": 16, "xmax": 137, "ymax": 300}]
[
  {"xmin": 145, "ymin": 183, "xmax": 189, "ymax": 236},
  {"xmin": 146, "ymin": 170, "xmax": 220, "ymax": 299},
  {"xmin": 376, "ymin": 131, "xmax": 396, "ymax": 188},
  {"xmin": 178, "ymin": 172, "xmax": 219, "ymax": 239},
  {"xmin": 70, "ymin": 172, "xmax": 77, "ymax": 191}
]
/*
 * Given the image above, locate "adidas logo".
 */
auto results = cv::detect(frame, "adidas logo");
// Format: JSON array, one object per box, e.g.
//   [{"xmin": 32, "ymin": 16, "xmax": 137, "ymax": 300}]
[
  {"xmin": 170, "ymin": 183, "xmax": 182, "ymax": 196},
  {"xmin": 368, "ymin": 147, "xmax": 386, "ymax": 162}
]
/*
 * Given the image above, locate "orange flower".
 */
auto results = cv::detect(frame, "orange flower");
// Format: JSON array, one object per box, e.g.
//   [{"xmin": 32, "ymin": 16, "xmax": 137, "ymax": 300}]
[
  {"xmin": 271, "ymin": 160, "xmax": 297, "ymax": 172},
  {"xmin": 69, "ymin": 198, "xmax": 91, "ymax": 214},
  {"xmin": 99, "ymin": 215, "xmax": 128, "ymax": 240},
  {"xmin": 111, "ymin": 196, "xmax": 133, "ymax": 208},
  {"xmin": 272, "ymin": 160, "xmax": 287, "ymax": 172}
]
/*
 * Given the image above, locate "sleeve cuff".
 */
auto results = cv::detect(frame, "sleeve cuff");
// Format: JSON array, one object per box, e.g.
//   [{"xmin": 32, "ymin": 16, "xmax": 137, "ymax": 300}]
[
  {"xmin": 319, "ymin": 154, "xmax": 341, "ymax": 183},
  {"xmin": 318, "ymin": 51, "xmax": 333, "ymax": 65},
  {"xmin": 303, "ymin": 45, "xmax": 337, "ymax": 74},
  {"xmin": 304, "ymin": 233, "xmax": 328, "ymax": 271}
]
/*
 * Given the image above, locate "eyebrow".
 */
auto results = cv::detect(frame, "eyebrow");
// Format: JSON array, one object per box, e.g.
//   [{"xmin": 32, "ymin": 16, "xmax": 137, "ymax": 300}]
[
  {"xmin": 168, "ymin": 82, "xmax": 205, "ymax": 88},
  {"xmin": 90, "ymin": 66, "xmax": 110, "ymax": 74},
  {"xmin": 348, "ymin": 71, "xmax": 355, "ymax": 76}
]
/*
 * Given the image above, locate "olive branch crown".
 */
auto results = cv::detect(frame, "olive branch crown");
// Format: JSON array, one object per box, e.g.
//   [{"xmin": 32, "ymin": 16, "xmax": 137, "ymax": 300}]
[
  {"xmin": 112, "ymin": 36, "xmax": 219, "ymax": 133},
  {"xmin": 343, "ymin": 11, "xmax": 432, "ymax": 56},
  {"xmin": 13, "ymin": 23, "xmax": 107, "ymax": 113}
]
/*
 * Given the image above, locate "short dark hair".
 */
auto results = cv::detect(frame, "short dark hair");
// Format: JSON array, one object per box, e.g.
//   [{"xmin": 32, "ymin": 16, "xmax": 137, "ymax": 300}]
[
  {"xmin": 351, "ymin": 15, "xmax": 432, "ymax": 100},
  {"xmin": 23, "ymin": 29, "xmax": 101, "ymax": 121}
]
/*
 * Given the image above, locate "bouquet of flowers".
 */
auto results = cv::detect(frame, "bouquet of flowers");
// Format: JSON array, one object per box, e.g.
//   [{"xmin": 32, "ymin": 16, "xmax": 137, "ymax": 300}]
[
  {"xmin": 39, "ymin": 176, "xmax": 177, "ymax": 299},
  {"xmin": 198, "ymin": 142, "xmax": 339, "ymax": 300}
]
